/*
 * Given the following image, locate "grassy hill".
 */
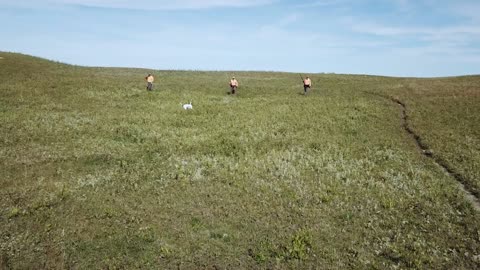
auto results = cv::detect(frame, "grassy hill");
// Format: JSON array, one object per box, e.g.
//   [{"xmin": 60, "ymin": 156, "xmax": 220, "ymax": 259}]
[{"xmin": 1, "ymin": 52, "xmax": 479, "ymax": 269}]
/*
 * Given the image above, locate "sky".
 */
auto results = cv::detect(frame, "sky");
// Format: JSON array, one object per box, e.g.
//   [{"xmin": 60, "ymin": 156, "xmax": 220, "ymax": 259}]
[{"xmin": 1, "ymin": 0, "xmax": 479, "ymax": 77}]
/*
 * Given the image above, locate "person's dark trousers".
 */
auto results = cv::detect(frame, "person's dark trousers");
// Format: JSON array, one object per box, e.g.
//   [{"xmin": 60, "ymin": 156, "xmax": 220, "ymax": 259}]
[
  {"xmin": 147, "ymin": 82, "xmax": 153, "ymax": 91},
  {"xmin": 304, "ymin": 85, "xmax": 310, "ymax": 94},
  {"xmin": 231, "ymin": 86, "xmax": 237, "ymax": 95}
]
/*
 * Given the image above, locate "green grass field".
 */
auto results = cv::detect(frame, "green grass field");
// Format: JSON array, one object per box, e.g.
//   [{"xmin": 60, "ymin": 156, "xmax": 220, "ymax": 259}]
[{"xmin": 1, "ymin": 52, "xmax": 479, "ymax": 269}]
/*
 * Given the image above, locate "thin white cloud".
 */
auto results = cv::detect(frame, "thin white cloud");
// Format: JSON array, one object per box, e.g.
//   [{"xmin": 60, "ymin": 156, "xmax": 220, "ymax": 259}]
[
  {"xmin": 412, "ymin": 0, "xmax": 480, "ymax": 22},
  {"xmin": 260, "ymin": 13, "xmax": 300, "ymax": 30},
  {"xmin": 453, "ymin": 2, "xmax": 480, "ymax": 22},
  {"xmin": 340, "ymin": 10, "xmax": 480, "ymax": 68},
  {"xmin": 349, "ymin": 21, "xmax": 480, "ymax": 38},
  {"xmin": 278, "ymin": 13, "xmax": 299, "ymax": 26},
  {"xmin": 298, "ymin": 0, "xmax": 411, "ymax": 9},
  {"xmin": 0, "ymin": 0, "xmax": 276, "ymax": 10},
  {"xmin": 297, "ymin": 0, "xmax": 347, "ymax": 8},
  {"xmin": 392, "ymin": 0, "xmax": 414, "ymax": 12}
]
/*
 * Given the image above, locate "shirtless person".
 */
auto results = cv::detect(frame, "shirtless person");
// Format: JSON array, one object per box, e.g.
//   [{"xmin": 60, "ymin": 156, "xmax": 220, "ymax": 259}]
[
  {"xmin": 229, "ymin": 77, "xmax": 239, "ymax": 95},
  {"xmin": 146, "ymin": 74, "xmax": 154, "ymax": 91},
  {"xmin": 303, "ymin": 76, "xmax": 312, "ymax": 95}
]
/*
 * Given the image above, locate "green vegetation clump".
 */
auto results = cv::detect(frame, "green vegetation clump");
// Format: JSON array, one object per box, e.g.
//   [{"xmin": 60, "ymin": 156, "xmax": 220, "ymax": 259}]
[{"xmin": 1, "ymin": 52, "xmax": 479, "ymax": 269}]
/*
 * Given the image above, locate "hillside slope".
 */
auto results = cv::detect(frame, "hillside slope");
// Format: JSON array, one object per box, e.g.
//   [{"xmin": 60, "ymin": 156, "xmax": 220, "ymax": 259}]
[{"xmin": 1, "ymin": 52, "xmax": 479, "ymax": 269}]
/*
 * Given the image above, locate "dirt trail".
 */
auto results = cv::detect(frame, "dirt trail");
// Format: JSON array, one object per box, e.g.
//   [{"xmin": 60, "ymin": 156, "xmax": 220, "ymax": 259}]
[{"xmin": 367, "ymin": 91, "xmax": 480, "ymax": 211}]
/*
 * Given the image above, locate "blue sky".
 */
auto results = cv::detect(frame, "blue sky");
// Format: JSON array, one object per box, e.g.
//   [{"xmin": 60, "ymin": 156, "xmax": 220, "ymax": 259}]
[{"xmin": 1, "ymin": 0, "xmax": 479, "ymax": 77}]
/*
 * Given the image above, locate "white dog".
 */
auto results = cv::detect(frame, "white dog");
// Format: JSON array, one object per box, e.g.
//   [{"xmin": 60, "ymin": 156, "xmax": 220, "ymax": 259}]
[{"xmin": 182, "ymin": 101, "xmax": 193, "ymax": 110}]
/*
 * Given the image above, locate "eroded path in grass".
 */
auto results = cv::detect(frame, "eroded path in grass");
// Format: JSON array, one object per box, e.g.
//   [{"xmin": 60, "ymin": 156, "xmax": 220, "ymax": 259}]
[
  {"xmin": 394, "ymin": 98, "xmax": 480, "ymax": 211},
  {"xmin": 369, "ymin": 91, "xmax": 480, "ymax": 211}
]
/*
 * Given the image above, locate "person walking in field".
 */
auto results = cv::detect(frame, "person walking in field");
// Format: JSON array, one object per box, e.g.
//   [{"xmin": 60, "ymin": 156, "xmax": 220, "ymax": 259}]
[
  {"xmin": 303, "ymin": 76, "xmax": 312, "ymax": 95},
  {"xmin": 229, "ymin": 77, "xmax": 239, "ymax": 95},
  {"xmin": 146, "ymin": 74, "xmax": 154, "ymax": 91}
]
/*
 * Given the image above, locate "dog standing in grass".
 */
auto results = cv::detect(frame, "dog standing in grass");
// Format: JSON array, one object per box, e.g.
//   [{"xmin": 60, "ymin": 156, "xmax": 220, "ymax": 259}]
[
  {"xmin": 183, "ymin": 101, "xmax": 193, "ymax": 110},
  {"xmin": 146, "ymin": 74, "xmax": 154, "ymax": 91}
]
